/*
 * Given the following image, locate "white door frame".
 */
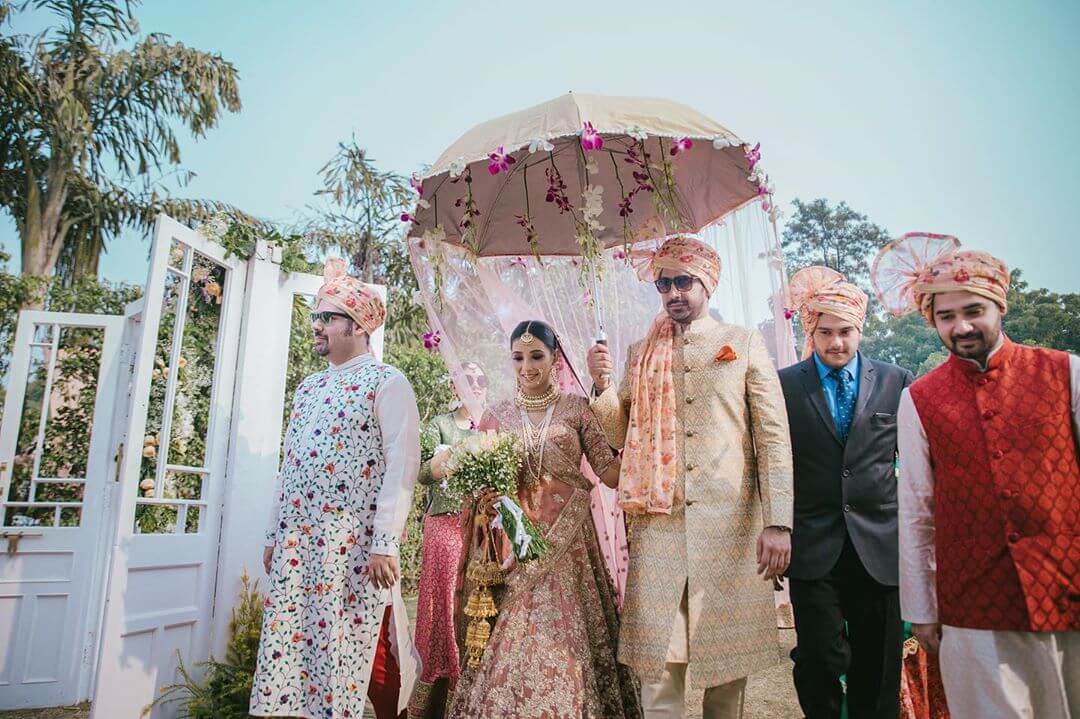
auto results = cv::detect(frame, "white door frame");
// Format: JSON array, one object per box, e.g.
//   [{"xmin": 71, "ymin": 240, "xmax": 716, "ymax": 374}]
[
  {"xmin": 90, "ymin": 214, "xmax": 247, "ymax": 719},
  {"xmin": 0, "ymin": 311, "xmax": 124, "ymax": 708}
]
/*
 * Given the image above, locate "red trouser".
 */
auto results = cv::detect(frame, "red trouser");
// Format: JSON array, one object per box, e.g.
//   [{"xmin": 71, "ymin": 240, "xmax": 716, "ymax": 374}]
[{"xmin": 368, "ymin": 605, "xmax": 404, "ymax": 719}]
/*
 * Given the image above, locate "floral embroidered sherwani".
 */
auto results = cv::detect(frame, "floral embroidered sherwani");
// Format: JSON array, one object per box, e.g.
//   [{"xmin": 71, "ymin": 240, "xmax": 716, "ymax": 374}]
[
  {"xmin": 592, "ymin": 315, "xmax": 794, "ymax": 693},
  {"xmin": 251, "ymin": 353, "xmax": 420, "ymax": 718}
]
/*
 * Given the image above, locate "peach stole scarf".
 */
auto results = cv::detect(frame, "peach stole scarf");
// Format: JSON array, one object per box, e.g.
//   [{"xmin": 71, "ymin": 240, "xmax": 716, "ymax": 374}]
[{"xmin": 618, "ymin": 313, "xmax": 679, "ymax": 515}]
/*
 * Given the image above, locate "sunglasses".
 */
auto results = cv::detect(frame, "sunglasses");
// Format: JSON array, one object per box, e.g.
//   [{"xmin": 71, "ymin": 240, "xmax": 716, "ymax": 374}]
[
  {"xmin": 309, "ymin": 310, "xmax": 352, "ymax": 324},
  {"xmin": 464, "ymin": 374, "xmax": 489, "ymax": 388},
  {"xmin": 654, "ymin": 275, "xmax": 699, "ymax": 293}
]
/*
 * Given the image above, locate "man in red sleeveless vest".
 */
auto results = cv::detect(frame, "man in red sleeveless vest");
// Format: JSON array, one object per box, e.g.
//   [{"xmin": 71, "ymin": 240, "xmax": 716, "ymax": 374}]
[{"xmin": 871, "ymin": 234, "xmax": 1080, "ymax": 718}]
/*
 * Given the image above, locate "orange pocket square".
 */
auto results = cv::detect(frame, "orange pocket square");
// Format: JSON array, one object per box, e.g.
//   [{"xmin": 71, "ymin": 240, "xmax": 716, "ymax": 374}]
[{"xmin": 714, "ymin": 345, "xmax": 738, "ymax": 363}]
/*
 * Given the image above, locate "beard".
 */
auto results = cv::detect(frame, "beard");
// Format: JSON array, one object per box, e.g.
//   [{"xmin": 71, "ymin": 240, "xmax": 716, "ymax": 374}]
[
  {"xmin": 665, "ymin": 298, "xmax": 699, "ymax": 322},
  {"xmin": 947, "ymin": 325, "xmax": 1001, "ymax": 364},
  {"xmin": 313, "ymin": 335, "xmax": 330, "ymax": 357}
]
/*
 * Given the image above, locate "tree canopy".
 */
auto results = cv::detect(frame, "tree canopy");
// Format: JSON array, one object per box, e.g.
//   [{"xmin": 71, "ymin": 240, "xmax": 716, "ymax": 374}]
[{"xmin": 0, "ymin": 0, "xmax": 246, "ymax": 291}]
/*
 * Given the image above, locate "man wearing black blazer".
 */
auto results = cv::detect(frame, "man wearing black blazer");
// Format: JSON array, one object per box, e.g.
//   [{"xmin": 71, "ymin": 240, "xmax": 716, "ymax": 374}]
[{"xmin": 779, "ymin": 267, "xmax": 914, "ymax": 719}]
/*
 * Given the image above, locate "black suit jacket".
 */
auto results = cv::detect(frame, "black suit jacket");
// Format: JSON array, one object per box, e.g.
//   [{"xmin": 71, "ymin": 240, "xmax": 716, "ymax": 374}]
[{"xmin": 778, "ymin": 354, "xmax": 913, "ymax": 585}]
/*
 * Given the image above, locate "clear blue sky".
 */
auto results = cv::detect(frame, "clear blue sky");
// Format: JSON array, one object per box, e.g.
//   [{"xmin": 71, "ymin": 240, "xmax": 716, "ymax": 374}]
[{"xmin": 4, "ymin": 0, "xmax": 1078, "ymax": 292}]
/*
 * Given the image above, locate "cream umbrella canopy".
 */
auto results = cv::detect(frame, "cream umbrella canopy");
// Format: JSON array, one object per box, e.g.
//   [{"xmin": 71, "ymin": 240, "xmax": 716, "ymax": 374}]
[{"xmin": 407, "ymin": 92, "xmax": 776, "ymax": 259}]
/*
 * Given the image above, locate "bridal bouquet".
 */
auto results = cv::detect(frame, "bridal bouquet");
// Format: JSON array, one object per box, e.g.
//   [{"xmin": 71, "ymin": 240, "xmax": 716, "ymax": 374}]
[{"xmin": 443, "ymin": 430, "xmax": 549, "ymax": 562}]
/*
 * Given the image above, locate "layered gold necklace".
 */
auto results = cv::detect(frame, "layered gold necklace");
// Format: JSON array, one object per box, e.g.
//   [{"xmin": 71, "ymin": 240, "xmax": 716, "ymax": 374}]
[
  {"xmin": 517, "ymin": 383, "xmax": 558, "ymax": 488},
  {"xmin": 519, "ymin": 402, "xmax": 556, "ymax": 488},
  {"xmin": 515, "ymin": 383, "xmax": 559, "ymax": 412}
]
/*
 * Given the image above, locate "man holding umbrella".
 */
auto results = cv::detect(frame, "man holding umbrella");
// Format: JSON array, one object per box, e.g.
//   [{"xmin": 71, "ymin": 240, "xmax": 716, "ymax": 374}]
[{"xmin": 587, "ymin": 236, "xmax": 794, "ymax": 719}]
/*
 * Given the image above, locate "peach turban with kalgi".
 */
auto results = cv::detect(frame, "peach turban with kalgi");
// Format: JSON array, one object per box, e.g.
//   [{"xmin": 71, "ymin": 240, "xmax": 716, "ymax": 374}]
[
  {"xmin": 316, "ymin": 257, "xmax": 386, "ymax": 334},
  {"xmin": 787, "ymin": 266, "xmax": 868, "ymax": 360},
  {"xmin": 633, "ymin": 235, "xmax": 722, "ymax": 295},
  {"xmin": 869, "ymin": 233, "xmax": 1009, "ymax": 326},
  {"xmin": 912, "ymin": 250, "xmax": 1009, "ymax": 325}
]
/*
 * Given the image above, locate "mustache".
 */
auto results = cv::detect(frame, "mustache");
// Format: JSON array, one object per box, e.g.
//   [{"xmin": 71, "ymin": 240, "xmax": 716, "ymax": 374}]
[{"xmin": 951, "ymin": 330, "xmax": 984, "ymax": 343}]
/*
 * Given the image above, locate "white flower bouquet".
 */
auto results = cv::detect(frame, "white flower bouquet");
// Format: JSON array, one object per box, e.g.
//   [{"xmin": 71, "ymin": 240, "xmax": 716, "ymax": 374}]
[{"xmin": 443, "ymin": 431, "xmax": 549, "ymax": 562}]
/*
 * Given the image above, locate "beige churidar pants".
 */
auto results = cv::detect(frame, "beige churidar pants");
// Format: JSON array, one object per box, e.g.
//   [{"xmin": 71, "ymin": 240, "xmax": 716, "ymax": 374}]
[{"xmin": 640, "ymin": 583, "xmax": 747, "ymax": 719}]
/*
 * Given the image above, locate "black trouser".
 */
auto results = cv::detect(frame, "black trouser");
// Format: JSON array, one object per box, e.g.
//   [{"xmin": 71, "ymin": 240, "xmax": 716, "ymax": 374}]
[{"xmin": 789, "ymin": 536, "xmax": 903, "ymax": 719}]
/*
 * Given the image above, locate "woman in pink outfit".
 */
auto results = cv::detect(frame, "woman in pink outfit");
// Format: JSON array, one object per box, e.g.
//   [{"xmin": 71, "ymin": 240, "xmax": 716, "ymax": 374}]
[{"xmin": 408, "ymin": 363, "xmax": 487, "ymax": 718}]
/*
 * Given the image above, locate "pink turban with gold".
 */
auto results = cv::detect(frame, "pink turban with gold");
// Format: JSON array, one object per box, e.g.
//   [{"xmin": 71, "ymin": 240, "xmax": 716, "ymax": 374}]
[
  {"xmin": 870, "ymin": 233, "xmax": 1009, "ymax": 326},
  {"xmin": 316, "ymin": 257, "xmax": 387, "ymax": 334},
  {"xmin": 632, "ymin": 235, "xmax": 722, "ymax": 295},
  {"xmin": 787, "ymin": 266, "xmax": 868, "ymax": 360}
]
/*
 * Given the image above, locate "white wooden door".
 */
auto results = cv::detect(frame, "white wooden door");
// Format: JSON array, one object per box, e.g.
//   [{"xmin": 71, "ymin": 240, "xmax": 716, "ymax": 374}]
[
  {"xmin": 90, "ymin": 215, "xmax": 246, "ymax": 719},
  {"xmin": 0, "ymin": 312, "xmax": 123, "ymax": 709}
]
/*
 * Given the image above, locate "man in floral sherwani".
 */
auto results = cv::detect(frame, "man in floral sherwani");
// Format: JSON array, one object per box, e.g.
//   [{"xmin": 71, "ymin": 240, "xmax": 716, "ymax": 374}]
[{"xmin": 251, "ymin": 258, "xmax": 421, "ymax": 719}]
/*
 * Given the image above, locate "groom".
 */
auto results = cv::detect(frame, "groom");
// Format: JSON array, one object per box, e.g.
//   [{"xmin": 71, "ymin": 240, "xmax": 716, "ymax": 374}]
[{"xmin": 588, "ymin": 236, "xmax": 794, "ymax": 719}]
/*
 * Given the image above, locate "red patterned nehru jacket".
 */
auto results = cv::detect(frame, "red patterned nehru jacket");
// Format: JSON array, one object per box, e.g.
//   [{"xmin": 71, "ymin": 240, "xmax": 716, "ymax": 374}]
[{"xmin": 909, "ymin": 339, "xmax": 1080, "ymax": 631}]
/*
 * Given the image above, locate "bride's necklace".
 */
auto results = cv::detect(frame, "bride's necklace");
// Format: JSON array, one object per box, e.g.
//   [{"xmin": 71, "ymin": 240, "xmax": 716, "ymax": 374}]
[
  {"xmin": 515, "ymin": 383, "xmax": 559, "ymax": 412},
  {"xmin": 519, "ymin": 402, "xmax": 556, "ymax": 488}
]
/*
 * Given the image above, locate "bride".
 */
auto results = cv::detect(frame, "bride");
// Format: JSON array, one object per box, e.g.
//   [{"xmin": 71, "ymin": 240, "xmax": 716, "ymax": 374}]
[{"xmin": 447, "ymin": 319, "xmax": 641, "ymax": 719}]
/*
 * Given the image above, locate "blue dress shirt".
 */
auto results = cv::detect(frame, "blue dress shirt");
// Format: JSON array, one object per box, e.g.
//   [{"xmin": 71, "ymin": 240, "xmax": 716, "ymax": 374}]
[{"xmin": 813, "ymin": 351, "xmax": 861, "ymax": 430}]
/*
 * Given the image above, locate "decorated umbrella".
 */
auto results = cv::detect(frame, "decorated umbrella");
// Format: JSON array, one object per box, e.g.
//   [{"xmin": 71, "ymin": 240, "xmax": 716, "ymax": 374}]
[
  {"xmin": 405, "ymin": 92, "xmax": 782, "ymax": 339},
  {"xmin": 405, "ymin": 93, "xmax": 795, "ymax": 604}
]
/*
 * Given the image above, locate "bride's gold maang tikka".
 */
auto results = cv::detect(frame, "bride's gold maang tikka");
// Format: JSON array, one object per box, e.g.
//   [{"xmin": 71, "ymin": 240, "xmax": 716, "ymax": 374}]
[{"xmin": 519, "ymin": 321, "xmax": 536, "ymax": 345}]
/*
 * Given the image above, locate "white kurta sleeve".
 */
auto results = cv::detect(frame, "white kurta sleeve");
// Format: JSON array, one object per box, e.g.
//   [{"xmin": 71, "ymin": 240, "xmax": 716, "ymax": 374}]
[
  {"xmin": 1070, "ymin": 354, "xmax": 1080, "ymax": 440},
  {"xmin": 370, "ymin": 370, "xmax": 421, "ymax": 557},
  {"xmin": 264, "ymin": 472, "xmax": 283, "ymax": 546},
  {"xmin": 897, "ymin": 388, "xmax": 938, "ymax": 624}
]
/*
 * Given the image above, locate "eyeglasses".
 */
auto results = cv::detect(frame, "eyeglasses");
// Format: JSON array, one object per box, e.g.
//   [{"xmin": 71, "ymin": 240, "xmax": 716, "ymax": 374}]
[
  {"xmin": 309, "ymin": 310, "xmax": 352, "ymax": 324},
  {"xmin": 464, "ymin": 374, "xmax": 489, "ymax": 388},
  {"xmin": 654, "ymin": 275, "xmax": 698, "ymax": 294}
]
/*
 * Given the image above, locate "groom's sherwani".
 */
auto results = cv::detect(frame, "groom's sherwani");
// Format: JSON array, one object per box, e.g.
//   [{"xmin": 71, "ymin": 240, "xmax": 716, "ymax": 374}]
[{"xmin": 592, "ymin": 315, "xmax": 794, "ymax": 692}]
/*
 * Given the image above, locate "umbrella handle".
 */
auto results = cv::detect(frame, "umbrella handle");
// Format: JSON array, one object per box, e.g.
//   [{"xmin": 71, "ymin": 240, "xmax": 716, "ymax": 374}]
[{"xmin": 589, "ymin": 268, "xmax": 606, "ymax": 346}]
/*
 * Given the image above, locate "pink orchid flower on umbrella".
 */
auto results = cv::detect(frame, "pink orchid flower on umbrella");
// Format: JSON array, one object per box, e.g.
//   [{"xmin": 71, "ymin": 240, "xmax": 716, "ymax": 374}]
[
  {"xmin": 745, "ymin": 142, "xmax": 762, "ymax": 170},
  {"xmin": 784, "ymin": 307, "xmax": 796, "ymax": 320},
  {"xmin": 410, "ymin": 174, "xmax": 424, "ymax": 194},
  {"xmin": 509, "ymin": 256, "xmax": 527, "ymax": 269},
  {"xmin": 487, "ymin": 146, "xmax": 516, "ymax": 175},
  {"xmin": 580, "ymin": 121, "xmax": 604, "ymax": 151},
  {"xmin": 400, "ymin": 211, "xmax": 417, "ymax": 224},
  {"xmin": 422, "ymin": 330, "xmax": 442, "ymax": 350},
  {"xmin": 670, "ymin": 137, "xmax": 693, "ymax": 155}
]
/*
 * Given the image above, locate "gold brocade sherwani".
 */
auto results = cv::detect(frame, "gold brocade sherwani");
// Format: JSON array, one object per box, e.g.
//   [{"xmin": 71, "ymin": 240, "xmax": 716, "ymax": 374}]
[{"xmin": 591, "ymin": 315, "xmax": 794, "ymax": 693}]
